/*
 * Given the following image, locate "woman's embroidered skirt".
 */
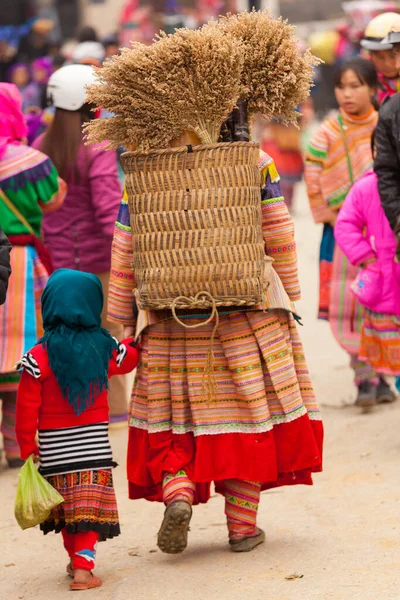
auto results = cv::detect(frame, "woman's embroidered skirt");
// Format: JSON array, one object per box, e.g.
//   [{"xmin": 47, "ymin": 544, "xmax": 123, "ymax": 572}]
[
  {"xmin": 127, "ymin": 308, "xmax": 323, "ymax": 504},
  {"xmin": 0, "ymin": 245, "xmax": 47, "ymax": 392}
]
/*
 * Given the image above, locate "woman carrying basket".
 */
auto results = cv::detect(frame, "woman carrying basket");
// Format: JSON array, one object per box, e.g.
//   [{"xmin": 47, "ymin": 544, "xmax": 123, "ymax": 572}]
[{"xmin": 108, "ymin": 150, "xmax": 323, "ymax": 554}]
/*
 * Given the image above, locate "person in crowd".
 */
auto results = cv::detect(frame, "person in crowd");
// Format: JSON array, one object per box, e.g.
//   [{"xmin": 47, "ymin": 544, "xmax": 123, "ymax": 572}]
[
  {"xmin": 335, "ymin": 134, "xmax": 400, "ymax": 386},
  {"xmin": 16, "ymin": 269, "xmax": 140, "ymax": 591},
  {"xmin": 374, "ymin": 23, "xmax": 400, "ymax": 398},
  {"xmin": 23, "ymin": 57, "xmax": 53, "ymax": 111},
  {"xmin": 51, "ymin": 54, "xmax": 66, "ymax": 72},
  {"xmin": 361, "ymin": 12, "xmax": 400, "ymax": 105},
  {"xmin": 305, "ymin": 57, "xmax": 394, "ymax": 407},
  {"xmin": 260, "ymin": 98, "xmax": 313, "ymax": 212},
  {"xmin": 374, "ymin": 24, "xmax": 400, "ymax": 241},
  {"xmin": 72, "ymin": 41, "xmax": 105, "ymax": 67},
  {"xmin": 34, "ymin": 65, "xmax": 127, "ymax": 425},
  {"xmin": 76, "ymin": 26, "xmax": 99, "ymax": 43},
  {"xmin": 0, "ymin": 39, "xmax": 17, "ymax": 84},
  {"xmin": 103, "ymin": 34, "xmax": 120, "ymax": 58},
  {"xmin": 18, "ymin": 19, "xmax": 53, "ymax": 62},
  {"xmin": 0, "ymin": 227, "xmax": 11, "ymax": 305},
  {"xmin": 0, "ymin": 83, "xmax": 66, "ymax": 468},
  {"xmin": 7, "ymin": 63, "xmax": 30, "ymax": 109},
  {"xmin": 108, "ymin": 151, "xmax": 323, "ymax": 555}
]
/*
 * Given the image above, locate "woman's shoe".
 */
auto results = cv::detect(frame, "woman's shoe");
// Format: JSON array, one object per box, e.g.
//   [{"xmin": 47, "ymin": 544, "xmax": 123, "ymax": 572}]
[
  {"xmin": 157, "ymin": 500, "xmax": 192, "ymax": 554},
  {"xmin": 229, "ymin": 528, "xmax": 266, "ymax": 553}
]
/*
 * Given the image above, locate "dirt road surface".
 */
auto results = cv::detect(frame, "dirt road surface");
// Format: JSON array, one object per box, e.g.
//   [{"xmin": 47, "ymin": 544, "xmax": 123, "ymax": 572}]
[{"xmin": 2, "ymin": 185, "xmax": 400, "ymax": 600}]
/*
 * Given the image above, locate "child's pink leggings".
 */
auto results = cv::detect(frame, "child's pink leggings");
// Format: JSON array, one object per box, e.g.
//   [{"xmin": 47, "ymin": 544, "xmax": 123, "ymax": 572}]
[{"xmin": 61, "ymin": 529, "xmax": 100, "ymax": 571}]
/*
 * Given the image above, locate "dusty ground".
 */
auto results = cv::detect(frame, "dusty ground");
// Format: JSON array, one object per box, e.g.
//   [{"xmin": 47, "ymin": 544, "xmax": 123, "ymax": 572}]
[{"xmin": 2, "ymin": 185, "xmax": 400, "ymax": 600}]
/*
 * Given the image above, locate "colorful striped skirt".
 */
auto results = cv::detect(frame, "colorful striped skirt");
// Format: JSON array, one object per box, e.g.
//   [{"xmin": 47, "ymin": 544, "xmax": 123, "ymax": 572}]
[
  {"xmin": 359, "ymin": 309, "xmax": 400, "ymax": 375},
  {"xmin": 318, "ymin": 224, "xmax": 335, "ymax": 321},
  {"xmin": 328, "ymin": 243, "xmax": 364, "ymax": 355},
  {"xmin": 0, "ymin": 245, "xmax": 48, "ymax": 392},
  {"xmin": 127, "ymin": 309, "xmax": 323, "ymax": 504},
  {"xmin": 40, "ymin": 469, "xmax": 120, "ymax": 540}
]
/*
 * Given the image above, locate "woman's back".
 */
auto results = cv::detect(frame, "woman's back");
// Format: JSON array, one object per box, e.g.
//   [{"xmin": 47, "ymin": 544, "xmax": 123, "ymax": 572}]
[
  {"xmin": 0, "ymin": 142, "xmax": 62, "ymax": 236},
  {"xmin": 33, "ymin": 136, "xmax": 122, "ymax": 273}
]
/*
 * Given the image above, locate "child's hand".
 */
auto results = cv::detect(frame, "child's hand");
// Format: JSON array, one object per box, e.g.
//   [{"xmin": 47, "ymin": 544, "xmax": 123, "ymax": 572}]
[{"xmin": 124, "ymin": 326, "xmax": 135, "ymax": 338}]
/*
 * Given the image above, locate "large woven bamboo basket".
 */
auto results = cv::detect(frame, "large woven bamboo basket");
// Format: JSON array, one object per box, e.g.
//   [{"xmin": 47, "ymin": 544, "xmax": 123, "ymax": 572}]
[{"xmin": 122, "ymin": 141, "xmax": 272, "ymax": 311}]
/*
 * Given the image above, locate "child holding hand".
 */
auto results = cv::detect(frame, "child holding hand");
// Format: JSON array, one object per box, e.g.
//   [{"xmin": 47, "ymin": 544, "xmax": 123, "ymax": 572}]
[{"xmin": 16, "ymin": 269, "xmax": 140, "ymax": 591}]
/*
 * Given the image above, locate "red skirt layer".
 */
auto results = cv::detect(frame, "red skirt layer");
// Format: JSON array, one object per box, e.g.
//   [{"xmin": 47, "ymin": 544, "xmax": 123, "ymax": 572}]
[{"xmin": 127, "ymin": 415, "xmax": 323, "ymax": 504}]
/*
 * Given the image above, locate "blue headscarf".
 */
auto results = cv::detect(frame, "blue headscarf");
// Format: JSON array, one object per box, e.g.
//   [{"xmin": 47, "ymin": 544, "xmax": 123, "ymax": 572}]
[{"xmin": 40, "ymin": 269, "xmax": 118, "ymax": 415}]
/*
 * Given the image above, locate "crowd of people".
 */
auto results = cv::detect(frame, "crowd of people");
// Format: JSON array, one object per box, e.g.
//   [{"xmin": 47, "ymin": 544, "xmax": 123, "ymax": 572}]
[
  {"xmin": 1, "ymin": 5, "xmax": 400, "ymax": 594},
  {"xmin": 305, "ymin": 12, "xmax": 400, "ymax": 408},
  {"xmin": 0, "ymin": 19, "xmax": 120, "ymax": 145}
]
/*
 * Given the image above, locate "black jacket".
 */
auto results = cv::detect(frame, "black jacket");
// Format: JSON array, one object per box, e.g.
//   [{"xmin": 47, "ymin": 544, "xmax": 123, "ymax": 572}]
[
  {"xmin": 0, "ymin": 227, "xmax": 11, "ymax": 305},
  {"xmin": 374, "ymin": 93, "xmax": 400, "ymax": 231}
]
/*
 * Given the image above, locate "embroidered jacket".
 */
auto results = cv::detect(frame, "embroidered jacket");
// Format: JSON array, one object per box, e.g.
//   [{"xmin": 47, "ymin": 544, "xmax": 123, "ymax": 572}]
[{"xmin": 15, "ymin": 338, "xmax": 139, "ymax": 459}]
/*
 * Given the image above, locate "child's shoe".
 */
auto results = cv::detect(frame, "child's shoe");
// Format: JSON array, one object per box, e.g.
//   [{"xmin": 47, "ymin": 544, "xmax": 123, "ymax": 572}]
[
  {"xmin": 70, "ymin": 572, "xmax": 102, "ymax": 591},
  {"xmin": 376, "ymin": 377, "xmax": 397, "ymax": 404},
  {"xmin": 355, "ymin": 381, "xmax": 377, "ymax": 408}
]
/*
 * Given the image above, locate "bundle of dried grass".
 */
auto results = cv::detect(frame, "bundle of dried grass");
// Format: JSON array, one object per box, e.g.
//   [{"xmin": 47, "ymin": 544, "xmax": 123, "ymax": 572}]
[
  {"xmin": 212, "ymin": 9, "xmax": 320, "ymax": 124},
  {"xmin": 85, "ymin": 27, "xmax": 243, "ymax": 150}
]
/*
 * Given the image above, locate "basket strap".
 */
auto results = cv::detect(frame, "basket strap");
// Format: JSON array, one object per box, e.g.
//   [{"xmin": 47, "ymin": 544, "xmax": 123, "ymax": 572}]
[{"xmin": 170, "ymin": 291, "xmax": 220, "ymax": 404}]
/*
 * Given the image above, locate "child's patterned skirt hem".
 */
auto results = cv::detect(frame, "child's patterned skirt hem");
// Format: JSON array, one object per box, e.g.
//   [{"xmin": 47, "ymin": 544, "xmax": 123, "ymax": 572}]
[
  {"xmin": 40, "ymin": 519, "xmax": 121, "ymax": 540},
  {"xmin": 41, "ymin": 469, "xmax": 120, "ymax": 541},
  {"xmin": 359, "ymin": 309, "xmax": 400, "ymax": 375}
]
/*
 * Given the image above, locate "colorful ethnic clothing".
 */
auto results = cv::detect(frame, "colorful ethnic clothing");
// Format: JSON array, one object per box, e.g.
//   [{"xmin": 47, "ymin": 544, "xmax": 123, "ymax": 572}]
[
  {"xmin": 62, "ymin": 529, "xmax": 100, "ymax": 572},
  {"xmin": 0, "ymin": 143, "xmax": 65, "ymax": 389},
  {"xmin": 0, "ymin": 144, "xmax": 63, "ymax": 238},
  {"xmin": 162, "ymin": 470, "xmax": 261, "ymax": 541},
  {"xmin": 108, "ymin": 152, "xmax": 323, "ymax": 505},
  {"xmin": 261, "ymin": 123, "xmax": 304, "ymax": 210},
  {"xmin": 41, "ymin": 469, "xmax": 120, "ymax": 540},
  {"xmin": 15, "ymin": 336, "xmax": 139, "ymax": 460},
  {"xmin": 359, "ymin": 310, "xmax": 400, "ymax": 376},
  {"xmin": 127, "ymin": 309, "xmax": 322, "ymax": 502},
  {"xmin": 377, "ymin": 72, "xmax": 400, "ymax": 106},
  {"xmin": 305, "ymin": 108, "xmax": 377, "ymax": 326}
]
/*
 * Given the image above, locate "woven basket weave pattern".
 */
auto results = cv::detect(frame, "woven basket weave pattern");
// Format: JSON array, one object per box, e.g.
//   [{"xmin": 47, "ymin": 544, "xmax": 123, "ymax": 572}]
[{"xmin": 122, "ymin": 142, "xmax": 268, "ymax": 311}]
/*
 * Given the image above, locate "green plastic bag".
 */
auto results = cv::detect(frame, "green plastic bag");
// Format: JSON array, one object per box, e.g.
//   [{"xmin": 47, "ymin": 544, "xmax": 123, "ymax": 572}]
[{"xmin": 14, "ymin": 456, "xmax": 64, "ymax": 530}]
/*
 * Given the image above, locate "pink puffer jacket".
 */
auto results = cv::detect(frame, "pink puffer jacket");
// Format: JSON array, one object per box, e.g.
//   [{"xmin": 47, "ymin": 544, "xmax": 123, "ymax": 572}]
[
  {"xmin": 33, "ymin": 137, "xmax": 122, "ymax": 274},
  {"xmin": 335, "ymin": 170, "xmax": 400, "ymax": 315}
]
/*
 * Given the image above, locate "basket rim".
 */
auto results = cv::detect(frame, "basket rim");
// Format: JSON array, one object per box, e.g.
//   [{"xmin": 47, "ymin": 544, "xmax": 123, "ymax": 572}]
[{"xmin": 121, "ymin": 141, "xmax": 260, "ymax": 164}]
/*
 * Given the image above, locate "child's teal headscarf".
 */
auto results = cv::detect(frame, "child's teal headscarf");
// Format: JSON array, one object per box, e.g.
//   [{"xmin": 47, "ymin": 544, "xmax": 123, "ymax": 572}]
[{"xmin": 40, "ymin": 269, "xmax": 118, "ymax": 415}]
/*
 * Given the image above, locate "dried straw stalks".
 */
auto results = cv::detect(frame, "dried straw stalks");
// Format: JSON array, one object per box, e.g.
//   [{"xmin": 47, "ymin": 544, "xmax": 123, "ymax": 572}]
[
  {"xmin": 213, "ymin": 9, "xmax": 320, "ymax": 124},
  {"xmin": 84, "ymin": 27, "xmax": 243, "ymax": 150},
  {"xmin": 85, "ymin": 10, "xmax": 319, "ymax": 149}
]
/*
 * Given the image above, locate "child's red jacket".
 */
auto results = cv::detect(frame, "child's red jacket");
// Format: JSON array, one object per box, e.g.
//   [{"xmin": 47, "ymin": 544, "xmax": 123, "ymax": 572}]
[{"xmin": 16, "ymin": 338, "xmax": 139, "ymax": 460}]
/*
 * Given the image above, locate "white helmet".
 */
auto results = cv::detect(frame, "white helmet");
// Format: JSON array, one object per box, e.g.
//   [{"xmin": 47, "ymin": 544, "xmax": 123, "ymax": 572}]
[
  {"xmin": 47, "ymin": 64, "xmax": 97, "ymax": 111},
  {"xmin": 72, "ymin": 41, "xmax": 105, "ymax": 66},
  {"xmin": 361, "ymin": 12, "xmax": 400, "ymax": 51}
]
